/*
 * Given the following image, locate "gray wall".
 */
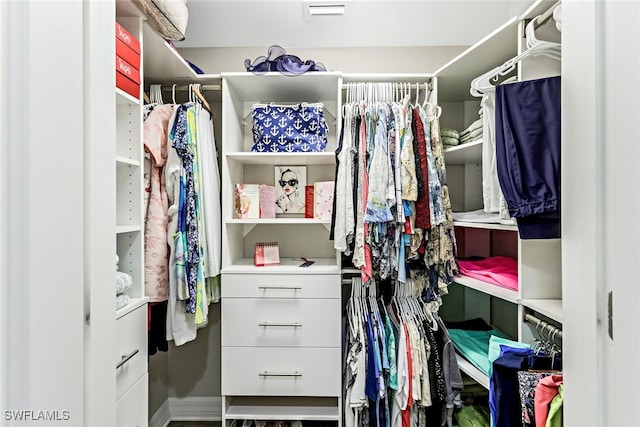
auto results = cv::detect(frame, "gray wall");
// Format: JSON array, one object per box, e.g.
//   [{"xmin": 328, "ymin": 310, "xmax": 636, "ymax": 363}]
[
  {"xmin": 148, "ymin": 44, "xmax": 467, "ymax": 419},
  {"xmin": 178, "ymin": 46, "xmax": 467, "ymax": 74}
]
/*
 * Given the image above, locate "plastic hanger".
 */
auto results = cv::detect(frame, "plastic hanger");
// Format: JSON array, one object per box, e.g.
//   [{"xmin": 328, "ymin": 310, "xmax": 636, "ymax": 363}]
[
  {"xmin": 470, "ymin": 17, "xmax": 561, "ymax": 97},
  {"xmin": 171, "ymin": 84, "xmax": 177, "ymax": 104}
]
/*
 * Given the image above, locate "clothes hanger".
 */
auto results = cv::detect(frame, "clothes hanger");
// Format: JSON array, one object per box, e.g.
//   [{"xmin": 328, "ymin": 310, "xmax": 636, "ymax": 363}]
[
  {"xmin": 192, "ymin": 84, "xmax": 213, "ymax": 116},
  {"xmin": 172, "ymin": 84, "xmax": 177, "ymax": 104},
  {"xmin": 470, "ymin": 16, "xmax": 561, "ymax": 97}
]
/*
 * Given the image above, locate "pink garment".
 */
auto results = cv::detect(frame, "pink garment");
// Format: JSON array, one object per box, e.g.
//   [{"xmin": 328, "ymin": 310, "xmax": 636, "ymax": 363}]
[
  {"xmin": 361, "ymin": 114, "xmax": 373, "ymax": 283},
  {"xmin": 457, "ymin": 256, "xmax": 518, "ymax": 290},
  {"xmin": 143, "ymin": 105, "xmax": 174, "ymax": 302},
  {"xmin": 534, "ymin": 374, "xmax": 563, "ymax": 427}
]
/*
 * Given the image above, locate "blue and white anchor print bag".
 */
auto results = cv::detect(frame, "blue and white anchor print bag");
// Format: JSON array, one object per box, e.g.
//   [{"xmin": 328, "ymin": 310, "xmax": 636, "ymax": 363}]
[{"xmin": 251, "ymin": 103, "xmax": 329, "ymax": 152}]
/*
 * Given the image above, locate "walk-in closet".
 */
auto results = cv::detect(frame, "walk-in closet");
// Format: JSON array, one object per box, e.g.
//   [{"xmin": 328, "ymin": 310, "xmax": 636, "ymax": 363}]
[{"xmin": 2, "ymin": 1, "xmax": 639, "ymax": 426}]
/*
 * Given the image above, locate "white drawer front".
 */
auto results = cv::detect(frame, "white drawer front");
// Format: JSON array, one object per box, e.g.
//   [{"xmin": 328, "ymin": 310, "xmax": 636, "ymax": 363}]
[
  {"xmin": 116, "ymin": 373, "xmax": 148, "ymax": 427},
  {"xmin": 222, "ymin": 347, "xmax": 341, "ymax": 396},
  {"xmin": 222, "ymin": 298, "xmax": 341, "ymax": 347},
  {"xmin": 115, "ymin": 304, "xmax": 148, "ymax": 399},
  {"xmin": 222, "ymin": 274, "xmax": 340, "ymax": 299}
]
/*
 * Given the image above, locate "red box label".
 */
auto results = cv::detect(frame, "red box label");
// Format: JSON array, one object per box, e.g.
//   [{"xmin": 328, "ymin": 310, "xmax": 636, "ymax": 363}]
[
  {"xmin": 116, "ymin": 38, "xmax": 140, "ymax": 71},
  {"xmin": 116, "ymin": 56, "xmax": 140, "ymax": 84},
  {"xmin": 115, "ymin": 22, "xmax": 140, "ymax": 54}
]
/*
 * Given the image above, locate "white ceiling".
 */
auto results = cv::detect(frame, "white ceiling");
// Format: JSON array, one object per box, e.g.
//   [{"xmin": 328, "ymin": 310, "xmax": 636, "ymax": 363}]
[{"xmin": 175, "ymin": 0, "xmax": 538, "ymax": 49}]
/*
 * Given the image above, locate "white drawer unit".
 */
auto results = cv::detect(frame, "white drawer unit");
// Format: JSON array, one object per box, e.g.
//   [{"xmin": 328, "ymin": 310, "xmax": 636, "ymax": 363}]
[
  {"xmin": 222, "ymin": 298, "xmax": 341, "ymax": 348},
  {"xmin": 221, "ymin": 347, "xmax": 341, "ymax": 397},
  {"xmin": 115, "ymin": 302, "xmax": 148, "ymax": 400},
  {"xmin": 116, "ymin": 373, "xmax": 149, "ymax": 427},
  {"xmin": 222, "ymin": 273, "xmax": 341, "ymax": 299},
  {"xmin": 220, "ymin": 73, "xmax": 343, "ymax": 426}
]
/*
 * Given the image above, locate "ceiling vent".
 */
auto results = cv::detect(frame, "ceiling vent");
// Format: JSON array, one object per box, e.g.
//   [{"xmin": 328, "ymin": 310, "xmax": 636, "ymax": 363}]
[{"xmin": 303, "ymin": 0, "xmax": 350, "ymax": 19}]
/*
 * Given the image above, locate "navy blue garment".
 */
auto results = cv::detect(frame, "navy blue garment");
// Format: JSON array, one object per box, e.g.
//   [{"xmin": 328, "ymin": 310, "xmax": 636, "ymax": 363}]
[
  {"xmin": 491, "ymin": 350, "xmax": 563, "ymax": 427},
  {"xmin": 495, "ymin": 76, "xmax": 561, "ymax": 239}
]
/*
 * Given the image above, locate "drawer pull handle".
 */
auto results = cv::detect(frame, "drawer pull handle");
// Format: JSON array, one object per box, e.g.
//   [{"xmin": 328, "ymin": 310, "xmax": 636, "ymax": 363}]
[
  {"xmin": 258, "ymin": 322, "xmax": 302, "ymax": 327},
  {"xmin": 259, "ymin": 371, "xmax": 302, "ymax": 377},
  {"xmin": 258, "ymin": 286, "xmax": 302, "ymax": 290},
  {"xmin": 116, "ymin": 349, "xmax": 139, "ymax": 369}
]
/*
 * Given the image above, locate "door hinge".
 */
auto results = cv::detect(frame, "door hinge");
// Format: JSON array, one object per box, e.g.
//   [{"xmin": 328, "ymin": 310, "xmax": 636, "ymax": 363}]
[{"xmin": 608, "ymin": 291, "xmax": 613, "ymax": 340}]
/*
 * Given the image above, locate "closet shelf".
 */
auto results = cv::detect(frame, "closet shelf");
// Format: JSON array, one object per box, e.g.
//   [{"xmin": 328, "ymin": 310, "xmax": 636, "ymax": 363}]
[
  {"xmin": 225, "ymin": 218, "xmax": 331, "ymax": 225},
  {"xmin": 452, "ymin": 275, "xmax": 519, "ymax": 304},
  {"xmin": 225, "ymin": 152, "xmax": 335, "ymax": 166},
  {"xmin": 116, "ymin": 88, "xmax": 140, "ymax": 105},
  {"xmin": 521, "ymin": 298, "xmax": 563, "ymax": 323},
  {"xmin": 116, "ymin": 225, "xmax": 142, "ymax": 234},
  {"xmin": 116, "ymin": 156, "xmax": 141, "ymax": 167},
  {"xmin": 221, "ymin": 72, "xmax": 342, "ymax": 104},
  {"xmin": 455, "ymin": 353, "xmax": 489, "ymax": 390},
  {"xmin": 222, "ymin": 257, "xmax": 340, "ymax": 274},
  {"xmin": 143, "ymin": 22, "xmax": 198, "ymax": 83},
  {"xmin": 453, "ymin": 220, "xmax": 518, "ymax": 232},
  {"xmin": 341, "ymin": 73, "xmax": 434, "ymax": 84},
  {"xmin": 115, "ymin": 297, "xmax": 149, "ymax": 320},
  {"xmin": 434, "ymin": 18, "xmax": 520, "ymax": 102},
  {"xmin": 443, "ymin": 139, "xmax": 483, "ymax": 165}
]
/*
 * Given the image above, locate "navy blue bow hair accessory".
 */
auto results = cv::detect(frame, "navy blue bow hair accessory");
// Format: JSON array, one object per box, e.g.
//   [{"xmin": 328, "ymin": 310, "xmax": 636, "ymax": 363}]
[{"xmin": 245, "ymin": 45, "xmax": 327, "ymax": 76}]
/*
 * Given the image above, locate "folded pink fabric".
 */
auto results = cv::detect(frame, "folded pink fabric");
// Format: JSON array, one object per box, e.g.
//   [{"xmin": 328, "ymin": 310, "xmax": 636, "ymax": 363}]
[{"xmin": 457, "ymin": 256, "xmax": 519, "ymax": 290}]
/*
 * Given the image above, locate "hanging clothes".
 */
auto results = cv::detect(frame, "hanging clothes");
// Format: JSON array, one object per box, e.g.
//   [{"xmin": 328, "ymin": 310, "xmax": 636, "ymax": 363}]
[
  {"xmin": 143, "ymin": 104, "xmax": 174, "ymax": 302},
  {"xmin": 494, "ymin": 76, "xmax": 561, "ymax": 239},
  {"xmin": 142, "ymin": 91, "xmax": 221, "ymax": 347}
]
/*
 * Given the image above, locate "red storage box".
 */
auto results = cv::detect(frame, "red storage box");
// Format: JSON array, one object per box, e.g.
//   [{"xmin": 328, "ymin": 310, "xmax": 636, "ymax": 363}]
[
  {"xmin": 115, "ymin": 22, "xmax": 140, "ymax": 54},
  {"xmin": 116, "ymin": 71, "xmax": 140, "ymax": 99},
  {"xmin": 115, "ymin": 21, "xmax": 140, "ymax": 70},
  {"xmin": 116, "ymin": 56, "xmax": 140, "ymax": 84},
  {"xmin": 116, "ymin": 38, "xmax": 140, "ymax": 70}
]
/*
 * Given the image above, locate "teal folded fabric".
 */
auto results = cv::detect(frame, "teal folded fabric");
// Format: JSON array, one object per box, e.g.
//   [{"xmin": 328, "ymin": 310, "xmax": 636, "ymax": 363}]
[{"xmin": 448, "ymin": 328, "xmax": 510, "ymax": 376}]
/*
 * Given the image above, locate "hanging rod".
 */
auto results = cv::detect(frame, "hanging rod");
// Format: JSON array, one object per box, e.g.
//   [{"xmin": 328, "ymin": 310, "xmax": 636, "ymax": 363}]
[
  {"xmin": 340, "ymin": 80, "xmax": 433, "ymax": 91},
  {"xmin": 524, "ymin": 312, "xmax": 563, "ymax": 340},
  {"xmin": 161, "ymin": 84, "xmax": 222, "ymax": 92},
  {"xmin": 533, "ymin": 0, "xmax": 561, "ymax": 29}
]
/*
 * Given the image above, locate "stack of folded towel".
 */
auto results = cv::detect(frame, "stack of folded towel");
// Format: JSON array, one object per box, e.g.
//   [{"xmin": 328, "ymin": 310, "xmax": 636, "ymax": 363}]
[
  {"xmin": 441, "ymin": 128, "xmax": 460, "ymax": 147},
  {"xmin": 459, "ymin": 117, "xmax": 483, "ymax": 144},
  {"xmin": 116, "ymin": 254, "xmax": 132, "ymax": 310}
]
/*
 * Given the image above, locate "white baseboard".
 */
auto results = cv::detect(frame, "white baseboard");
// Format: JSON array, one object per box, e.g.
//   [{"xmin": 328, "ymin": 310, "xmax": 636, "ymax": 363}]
[
  {"xmin": 169, "ymin": 396, "xmax": 222, "ymax": 421},
  {"xmin": 149, "ymin": 399, "xmax": 171, "ymax": 427}
]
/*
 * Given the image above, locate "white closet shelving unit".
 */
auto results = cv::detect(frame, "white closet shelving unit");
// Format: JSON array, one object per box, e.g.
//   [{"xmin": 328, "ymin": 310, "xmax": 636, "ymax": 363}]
[
  {"xmin": 434, "ymin": 0, "xmax": 563, "ymax": 387},
  {"xmin": 219, "ymin": 71, "xmax": 343, "ymax": 427},
  {"xmin": 113, "ymin": 11, "xmax": 149, "ymax": 426}
]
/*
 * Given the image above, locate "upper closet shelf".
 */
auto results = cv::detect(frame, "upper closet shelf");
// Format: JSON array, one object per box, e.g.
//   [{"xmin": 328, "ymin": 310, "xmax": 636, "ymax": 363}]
[
  {"xmin": 434, "ymin": 0, "xmax": 560, "ymax": 102},
  {"xmin": 342, "ymin": 73, "xmax": 434, "ymax": 84},
  {"xmin": 434, "ymin": 17, "xmax": 519, "ymax": 102},
  {"xmin": 223, "ymin": 72, "xmax": 342, "ymax": 103}
]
